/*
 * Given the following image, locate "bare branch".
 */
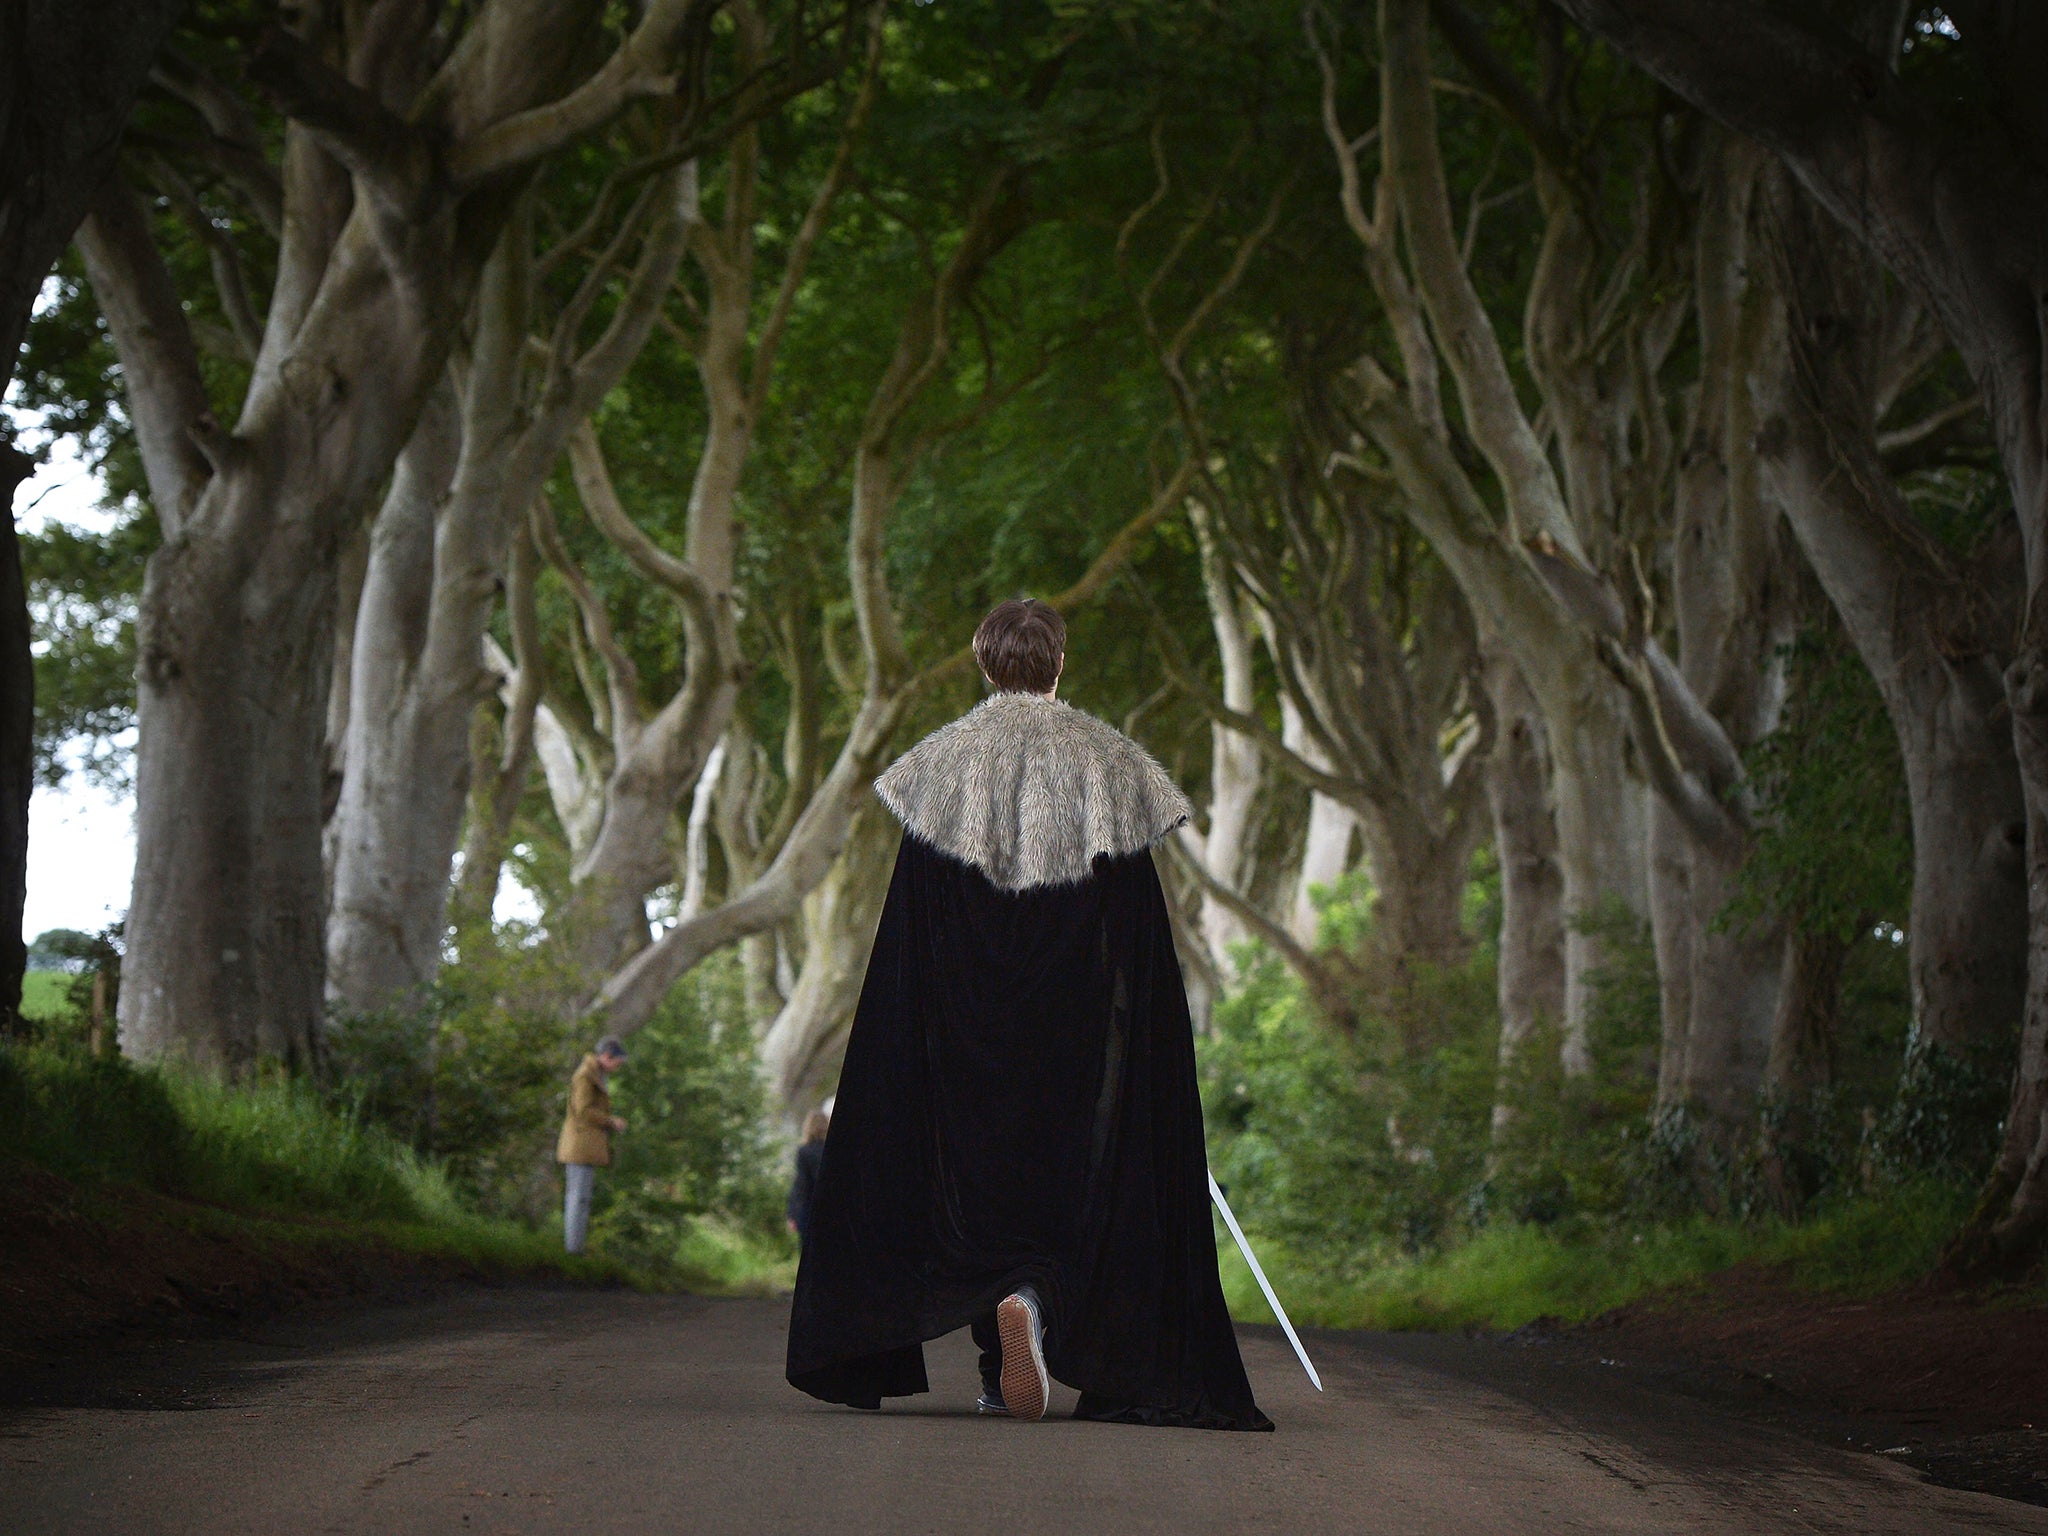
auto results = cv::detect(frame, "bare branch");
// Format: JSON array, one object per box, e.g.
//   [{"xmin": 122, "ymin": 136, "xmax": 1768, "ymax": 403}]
[
  {"xmin": 1878, "ymin": 393, "xmax": 1985, "ymax": 458},
  {"xmin": 532, "ymin": 489, "xmax": 645, "ymax": 744},
  {"xmin": 565, "ymin": 421, "xmax": 719, "ymax": 628},
  {"xmin": 74, "ymin": 177, "xmax": 215, "ymax": 535},
  {"xmin": 748, "ymin": 4, "xmax": 886, "ymax": 413},
  {"xmin": 906, "ymin": 457, "xmax": 1201, "ymax": 698},
  {"xmin": 447, "ymin": 0, "xmax": 717, "ymax": 186},
  {"xmin": 141, "ymin": 154, "xmax": 264, "ymax": 361},
  {"xmin": 247, "ymin": 28, "xmax": 426, "ymax": 210},
  {"xmin": 1162, "ymin": 835, "xmax": 1362, "ymax": 1034}
]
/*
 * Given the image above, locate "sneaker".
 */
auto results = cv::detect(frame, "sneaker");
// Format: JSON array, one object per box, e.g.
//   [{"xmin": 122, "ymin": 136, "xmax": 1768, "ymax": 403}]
[
  {"xmin": 976, "ymin": 1388, "xmax": 1008, "ymax": 1416},
  {"xmin": 996, "ymin": 1287, "xmax": 1048, "ymax": 1423}
]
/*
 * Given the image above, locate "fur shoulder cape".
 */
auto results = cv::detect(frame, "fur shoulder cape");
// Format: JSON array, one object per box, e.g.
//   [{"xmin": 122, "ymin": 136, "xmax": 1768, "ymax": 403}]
[{"xmin": 873, "ymin": 691, "xmax": 1192, "ymax": 892}]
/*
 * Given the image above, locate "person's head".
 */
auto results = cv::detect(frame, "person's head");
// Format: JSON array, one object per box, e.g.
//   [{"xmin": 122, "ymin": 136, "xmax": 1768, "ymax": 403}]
[
  {"xmin": 973, "ymin": 598, "xmax": 1065, "ymax": 696},
  {"xmin": 802, "ymin": 1109, "xmax": 831, "ymax": 1144},
  {"xmin": 595, "ymin": 1037, "xmax": 627, "ymax": 1073}
]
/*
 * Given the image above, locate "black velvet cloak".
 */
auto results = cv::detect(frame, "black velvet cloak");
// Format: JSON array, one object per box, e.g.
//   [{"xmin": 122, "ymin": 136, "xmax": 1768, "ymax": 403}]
[{"xmin": 784, "ymin": 694, "xmax": 1271, "ymax": 1432}]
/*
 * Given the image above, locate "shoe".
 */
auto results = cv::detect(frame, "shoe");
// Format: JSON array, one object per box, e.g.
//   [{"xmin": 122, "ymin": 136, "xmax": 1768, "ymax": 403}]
[
  {"xmin": 976, "ymin": 1389, "xmax": 1007, "ymax": 1416},
  {"xmin": 996, "ymin": 1287, "xmax": 1048, "ymax": 1423}
]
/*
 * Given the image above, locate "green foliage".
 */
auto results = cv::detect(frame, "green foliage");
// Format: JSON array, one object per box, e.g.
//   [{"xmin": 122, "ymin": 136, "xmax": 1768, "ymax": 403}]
[
  {"xmin": 1869, "ymin": 1030, "xmax": 2012, "ymax": 1187},
  {"xmin": 1205, "ymin": 869, "xmax": 1967, "ymax": 1329},
  {"xmin": 1727, "ymin": 620, "xmax": 1910, "ymax": 944},
  {"xmin": 327, "ymin": 947, "xmax": 789, "ymax": 1278},
  {"xmin": 1483, "ymin": 903, "xmax": 1662, "ymax": 1226},
  {"xmin": 0, "ymin": 1037, "xmax": 670, "ymax": 1289},
  {"xmin": 328, "ymin": 940, "xmax": 592, "ymax": 1219},
  {"xmin": 24, "ymin": 928, "xmax": 94, "ymax": 970},
  {"xmin": 13, "ymin": 924, "xmax": 123, "ymax": 1051},
  {"xmin": 1201, "ymin": 889, "xmax": 1501, "ymax": 1267},
  {"xmin": 1217, "ymin": 1180, "xmax": 1977, "ymax": 1333},
  {"xmin": 596, "ymin": 953, "xmax": 788, "ymax": 1250},
  {"xmin": 21, "ymin": 510, "xmax": 152, "ymax": 788}
]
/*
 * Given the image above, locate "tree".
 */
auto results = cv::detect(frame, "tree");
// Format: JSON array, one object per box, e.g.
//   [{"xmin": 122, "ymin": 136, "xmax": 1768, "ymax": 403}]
[
  {"xmin": 1, "ymin": 0, "xmax": 188, "ymax": 1036},
  {"xmin": 1551, "ymin": 0, "xmax": 2048, "ymax": 1263},
  {"xmin": 78, "ymin": 0, "xmax": 847, "ymax": 1075}
]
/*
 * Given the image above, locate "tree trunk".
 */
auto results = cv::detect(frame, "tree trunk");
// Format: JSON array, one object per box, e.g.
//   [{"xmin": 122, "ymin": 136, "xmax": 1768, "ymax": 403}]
[
  {"xmin": 1285, "ymin": 695, "xmax": 1358, "ymax": 947},
  {"xmin": 324, "ymin": 387, "xmax": 469, "ymax": 1014},
  {"xmin": 330, "ymin": 161, "xmax": 696, "ymax": 1011},
  {"xmin": 1483, "ymin": 648, "xmax": 1565, "ymax": 1134},
  {"xmin": 2, "ymin": 0, "xmax": 188, "ymax": 1033},
  {"xmin": 122, "ymin": 469, "xmax": 351, "ymax": 1072},
  {"xmin": 758, "ymin": 799, "xmax": 899, "ymax": 1121},
  {"xmin": 1355, "ymin": 799, "xmax": 1476, "ymax": 964},
  {"xmin": 80, "ymin": 0, "xmax": 759, "ymax": 1072},
  {"xmin": 0, "ymin": 460, "xmax": 31, "ymax": 1036},
  {"xmin": 1645, "ymin": 134, "xmax": 1792, "ymax": 1133},
  {"xmin": 1183, "ymin": 502, "xmax": 1262, "ymax": 974},
  {"xmin": 448, "ymin": 535, "xmax": 542, "ymax": 947},
  {"xmin": 1372, "ymin": 0, "xmax": 1653, "ymax": 1071},
  {"xmin": 1768, "ymin": 925, "xmax": 1842, "ymax": 1100}
]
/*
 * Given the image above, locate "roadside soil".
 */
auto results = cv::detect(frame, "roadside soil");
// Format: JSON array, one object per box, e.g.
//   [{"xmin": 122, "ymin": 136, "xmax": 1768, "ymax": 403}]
[
  {"xmin": 1536, "ymin": 1262, "xmax": 2048, "ymax": 1506},
  {"xmin": 0, "ymin": 1156, "xmax": 575, "ymax": 1372}
]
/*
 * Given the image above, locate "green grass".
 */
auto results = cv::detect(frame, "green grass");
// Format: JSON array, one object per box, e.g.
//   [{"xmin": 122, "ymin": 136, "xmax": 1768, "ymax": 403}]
[
  {"xmin": 1216, "ymin": 1182, "xmax": 1985, "ymax": 1333},
  {"xmin": 19, "ymin": 971, "xmax": 74, "ymax": 1021},
  {"xmin": 0, "ymin": 1040, "xmax": 691, "ymax": 1289}
]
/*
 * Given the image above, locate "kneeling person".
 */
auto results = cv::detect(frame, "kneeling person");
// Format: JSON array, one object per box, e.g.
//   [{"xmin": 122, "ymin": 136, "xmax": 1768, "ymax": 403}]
[{"xmin": 785, "ymin": 599, "xmax": 1271, "ymax": 1431}]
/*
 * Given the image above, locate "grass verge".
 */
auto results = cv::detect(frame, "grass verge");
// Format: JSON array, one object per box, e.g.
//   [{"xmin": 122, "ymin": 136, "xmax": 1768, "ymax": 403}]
[
  {"xmin": 1215, "ymin": 1181, "xmax": 2007, "ymax": 1333},
  {"xmin": 0, "ymin": 1040, "xmax": 775, "ymax": 1304}
]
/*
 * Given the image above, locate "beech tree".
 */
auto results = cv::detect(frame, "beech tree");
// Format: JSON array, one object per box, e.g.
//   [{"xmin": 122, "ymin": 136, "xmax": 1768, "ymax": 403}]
[
  {"xmin": 1551, "ymin": 0, "xmax": 2048, "ymax": 1262},
  {"xmin": 77, "ymin": 0, "xmax": 855, "ymax": 1074},
  {"xmin": 1, "ymin": 0, "xmax": 188, "ymax": 1035}
]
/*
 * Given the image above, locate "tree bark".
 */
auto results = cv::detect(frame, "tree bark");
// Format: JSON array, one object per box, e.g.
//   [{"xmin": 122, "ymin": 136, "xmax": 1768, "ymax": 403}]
[
  {"xmin": 1184, "ymin": 502, "xmax": 1262, "ymax": 974},
  {"xmin": 323, "ymin": 382, "xmax": 464, "ymax": 1012},
  {"xmin": 449, "ymin": 534, "xmax": 543, "ymax": 946},
  {"xmin": 1768, "ymin": 925, "xmax": 1843, "ymax": 1101},
  {"xmin": 561, "ymin": 16, "xmax": 884, "ymax": 979},
  {"xmin": 758, "ymin": 798, "xmax": 899, "ymax": 1120},
  {"xmin": 1368, "ymin": 0, "xmax": 1651, "ymax": 1070},
  {"xmin": 1645, "ymin": 134, "xmax": 1793, "ymax": 1130},
  {"xmin": 0, "ymin": 455, "xmax": 32, "ymax": 1037},
  {"xmin": 588, "ymin": 166, "xmax": 1033, "ymax": 1035},
  {"xmin": 1283, "ymin": 695, "xmax": 1357, "ymax": 947},
  {"xmin": 1483, "ymin": 646, "xmax": 1565, "ymax": 1136}
]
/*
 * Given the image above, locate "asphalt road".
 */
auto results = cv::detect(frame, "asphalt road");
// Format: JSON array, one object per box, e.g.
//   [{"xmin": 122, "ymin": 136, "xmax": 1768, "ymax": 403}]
[{"xmin": 2, "ymin": 1289, "xmax": 2040, "ymax": 1534}]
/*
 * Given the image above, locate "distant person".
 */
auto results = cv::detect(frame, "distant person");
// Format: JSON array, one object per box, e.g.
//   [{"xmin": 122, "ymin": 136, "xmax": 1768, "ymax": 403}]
[
  {"xmin": 786, "ymin": 599, "xmax": 1270, "ymax": 1431},
  {"xmin": 557, "ymin": 1037, "xmax": 628, "ymax": 1255},
  {"xmin": 787, "ymin": 1108, "xmax": 831, "ymax": 1244}
]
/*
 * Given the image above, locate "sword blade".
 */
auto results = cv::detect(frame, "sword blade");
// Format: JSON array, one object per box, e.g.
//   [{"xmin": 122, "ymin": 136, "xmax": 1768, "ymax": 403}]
[{"xmin": 1207, "ymin": 1169, "xmax": 1323, "ymax": 1392}]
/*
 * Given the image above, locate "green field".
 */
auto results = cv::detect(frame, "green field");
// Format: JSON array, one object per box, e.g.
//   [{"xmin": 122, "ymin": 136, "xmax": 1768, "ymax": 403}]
[{"xmin": 20, "ymin": 971, "xmax": 74, "ymax": 1020}]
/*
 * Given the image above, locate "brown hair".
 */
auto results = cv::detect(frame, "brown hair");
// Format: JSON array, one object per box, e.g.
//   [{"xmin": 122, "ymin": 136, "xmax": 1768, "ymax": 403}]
[
  {"xmin": 973, "ymin": 599, "xmax": 1065, "ymax": 694},
  {"xmin": 802, "ymin": 1110, "xmax": 830, "ymax": 1143}
]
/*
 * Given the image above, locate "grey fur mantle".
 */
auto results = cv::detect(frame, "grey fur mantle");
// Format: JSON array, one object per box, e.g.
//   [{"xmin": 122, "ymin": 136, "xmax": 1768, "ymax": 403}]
[{"xmin": 874, "ymin": 691, "xmax": 1193, "ymax": 892}]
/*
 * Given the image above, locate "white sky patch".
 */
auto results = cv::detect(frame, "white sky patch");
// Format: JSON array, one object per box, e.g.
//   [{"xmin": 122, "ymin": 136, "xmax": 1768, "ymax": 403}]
[
  {"xmin": 23, "ymin": 745, "xmax": 135, "ymax": 940},
  {"xmin": 11, "ymin": 383, "xmax": 136, "ymax": 942}
]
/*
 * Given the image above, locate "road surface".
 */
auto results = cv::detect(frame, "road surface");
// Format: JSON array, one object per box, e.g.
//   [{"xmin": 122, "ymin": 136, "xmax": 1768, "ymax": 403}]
[{"xmin": 2, "ymin": 1289, "xmax": 2039, "ymax": 1533}]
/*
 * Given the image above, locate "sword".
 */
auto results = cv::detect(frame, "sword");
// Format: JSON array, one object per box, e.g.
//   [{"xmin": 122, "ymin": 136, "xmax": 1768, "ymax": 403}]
[{"xmin": 1208, "ymin": 1169, "xmax": 1323, "ymax": 1392}]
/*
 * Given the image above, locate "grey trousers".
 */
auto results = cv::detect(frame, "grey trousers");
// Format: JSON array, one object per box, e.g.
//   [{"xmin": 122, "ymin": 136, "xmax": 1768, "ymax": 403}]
[{"xmin": 563, "ymin": 1162, "xmax": 598, "ymax": 1254}]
